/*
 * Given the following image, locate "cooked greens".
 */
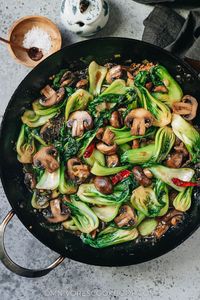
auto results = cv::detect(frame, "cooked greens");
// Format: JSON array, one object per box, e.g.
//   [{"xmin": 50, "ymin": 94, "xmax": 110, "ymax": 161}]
[
  {"xmin": 77, "ymin": 180, "xmax": 131, "ymax": 206},
  {"xmin": 16, "ymin": 60, "xmax": 199, "ymax": 249},
  {"xmin": 151, "ymin": 65, "xmax": 183, "ymax": 107},
  {"xmin": 16, "ymin": 124, "xmax": 36, "ymax": 163},
  {"xmin": 149, "ymin": 165, "xmax": 195, "ymax": 192},
  {"xmin": 64, "ymin": 198, "xmax": 99, "ymax": 233},
  {"xmin": 81, "ymin": 227, "xmax": 138, "ymax": 248},
  {"xmin": 173, "ymin": 187, "xmax": 193, "ymax": 212},
  {"xmin": 89, "ymin": 61, "xmax": 107, "ymax": 96},
  {"xmin": 131, "ymin": 186, "xmax": 164, "ymax": 217},
  {"xmin": 171, "ymin": 114, "xmax": 200, "ymax": 162}
]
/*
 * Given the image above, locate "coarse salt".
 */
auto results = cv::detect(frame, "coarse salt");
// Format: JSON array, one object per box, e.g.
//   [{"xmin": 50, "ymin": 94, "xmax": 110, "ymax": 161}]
[{"xmin": 23, "ymin": 26, "xmax": 52, "ymax": 54}]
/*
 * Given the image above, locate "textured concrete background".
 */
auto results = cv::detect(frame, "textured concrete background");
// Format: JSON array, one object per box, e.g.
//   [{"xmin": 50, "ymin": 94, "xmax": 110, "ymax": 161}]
[{"xmin": 0, "ymin": 1, "xmax": 199, "ymax": 299}]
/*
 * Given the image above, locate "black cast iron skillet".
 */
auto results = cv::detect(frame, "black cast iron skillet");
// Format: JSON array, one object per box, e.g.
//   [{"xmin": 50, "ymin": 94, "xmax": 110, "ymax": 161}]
[{"xmin": 1, "ymin": 38, "xmax": 200, "ymax": 278}]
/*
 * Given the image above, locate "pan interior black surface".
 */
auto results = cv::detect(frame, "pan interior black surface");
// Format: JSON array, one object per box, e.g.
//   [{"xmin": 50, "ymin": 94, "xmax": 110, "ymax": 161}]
[{"xmin": 1, "ymin": 38, "xmax": 200, "ymax": 266}]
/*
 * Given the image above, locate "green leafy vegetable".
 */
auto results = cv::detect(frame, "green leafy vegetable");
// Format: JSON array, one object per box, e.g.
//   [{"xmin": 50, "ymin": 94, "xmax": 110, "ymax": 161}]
[
  {"xmin": 147, "ymin": 126, "xmax": 175, "ymax": 164},
  {"xmin": 109, "ymin": 126, "xmax": 156, "ymax": 145},
  {"xmin": 138, "ymin": 218, "xmax": 158, "ymax": 236},
  {"xmin": 121, "ymin": 126, "xmax": 175, "ymax": 165},
  {"xmin": 89, "ymin": 61, "xmax": 107, "ymax": 96},
  {"xmin": 36, "ymin": 168, "xmax": 60, "ymax": 190},
  {"xmin": 101, "ymin": 79, "xmax": 128, "ymax": 95},
  {"xmin": 32, "ymin": 98, "xmax": 66, "ymax": 116},
  {"xmin": 21, "ymin": 110, "xmax": 57, "ymax": 128},
  {"xmin": 31, "ymin": 129, "xmax": 48, "ymax": 146},
  {"xmin": 65, "ymin": 89, "xmax": 93, "ymax": 120},
  {"xmin": 78, "ymin": 130, "xmax": 97, "ymax": 157},
  {"xmin": 64, "ymin": 198, "xmax": 99, "ymax": 233},
  {"xmin": 52, "ymin": 69, "xmax": 67, "ymax": 89},
  {"xmin": 151, "ymin": 65, "xmax": 183, "ymax": 107},
  {"xmin": 62, "ymin": 219, "xmax": 78, "ymax": 231},
  {"xmin": 81, "ymin": 226, "xmax": 138, "ymax": 248},
  {"xmin": 137, "ymin": 86, "xmax": 171, "ymax": 127},
  {"xmin": 131, "ymin": 186, "xmax": 164, "ymax": 217},
  {"xmin": 121, "ymin": 144, "xmax": 155, "ymax": 164},
  {"xmin": 16, "ymin": 124, "xmax": 36, "ymax": 163},
  {"xmin": 173, "ymin": 186, "xmax": 193, "ymax": 212},
  {"xmin": 92, "ymin": 205, "xmax": 120, "ymax": 222},
  {"xmin": 77, "ymin": 180, "xmax": 130, "ymax": 206},
  {"xmin": 154, "ymin": 179, "xmax": 169, "ymax": 216},
  {"xmin": 171, "ymin": 114, "xmax": 200, "ymax": 162},
  {"xmin": 91, "ymin": 161, "xmax": 130, "ymax": 176},
  {"xmin": 59, "ymin": 163, "xmax": 77, "ymax": 194},
  {"xmin": 84, "ymin": 149, "xmax": 105, "ymax": 166},
  {"xmin": 149, "ymin": 165, "xmax": 195, "ymax": 192}
]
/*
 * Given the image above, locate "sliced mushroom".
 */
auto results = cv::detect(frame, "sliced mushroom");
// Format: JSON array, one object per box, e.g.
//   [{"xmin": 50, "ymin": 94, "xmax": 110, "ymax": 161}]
[
  {"xmin": 172, "ymin": 95, "xmax": 198, "ymax": 120},
  {"xmin": 174, "ymin": 142, "xmax": 188, "ymax": 157},
  {"xmin": 40, "ymin": 85, "xmax": 55, "ymax": 98},
  {"xmin": 162, "ymin": 209, "xmax": 183, "ymax": 224},
  {"xmin": 165, "ymin": 152, "xmax": 184, "ymax": 168},
  {"xmin": 106, "ymin": 154, "xmax": 119, "ymax": 167},
  {"xmin": 153, "ymin": 85, "xmax": 168, "ymax": 93},
  {"xmin": 102, "ymin": 128, "xmax": 115, "ymax": 145},
  {"xmin": 67, "ymin": 158, "xmax": 90, "ymax": 184},
  {"xmin": 47, "ymin": 199, "xmax": 70, "ymax": 223},
  {"xmin": 132, "ymin": 62, "xmax": 155, "ymax": 76},
  {"xmin": 143, "ymin": 168, "xmax": 153, "ymax": 179},
  {"xmin": 154, "ymin": 209, "xmax": 183, "ymax": 238},
  {"xmin": 76, "ymin": 79, "xmax": 88, "ymax": 89},
  {"xmin": 114, "ymin": 205, "xmax": 137, "ymax": 227},
  {"xmin": 106, "ymin": 65, "xmax": 123, "ymax": 84},
  {"xmin": 67, "ymin": 111, "xmax": 93, "ymax": 137},
  {"xmin": 110, "ymin": 111, "xmax": 123, "ymax": 128},
  {"xmin": 145, "ymin": 82, "xmax": 153, "ymax": 91},
  {"xmin": 94, "ymin": 176, "xmax": 113, "ymax": 194},
  {"xmin": 24, "ymin": 172, "xmax": 36, "ymax": 190},
  {"xmin": 33, "ymin": 146, "xmax": 59, "ymax": 173},
  {"xmin": 96, "ymin": 127, "xmax": 105, "ymax": 140},
  {"xmin": 36, "ymin": 190, "xmax": 51, "ymax": 207},
  {"xmin": 132, "ymin": 166, "xmax": 152, "ymax": 187},
  {"xmin": 40, "ymin": 85, "xmax": 65, "ymax": 107},
  {"xmin": 61, "ymin": 79, "xmax": 73, "ymax": 87},
  {"xmin": 96, "ymin": 142, "xmax": 117, "ymax": 155},
  {"xmin": 60, "ymin": 71, "xmax": 75, "ymax": 86},
  {"xmin": 124, "ymin": 108, "xmax": 154, "ymax": 136},
  {"xmin": 132, "ymin": 139, "xmax": 140, "ymax": 149},
  {"xmin": 127, "ymin": 71, "xmax": 134, "ymax": 80},
  {"xmin": 154, "ymin": 223, "xmax": 170, "ymax": 239}
]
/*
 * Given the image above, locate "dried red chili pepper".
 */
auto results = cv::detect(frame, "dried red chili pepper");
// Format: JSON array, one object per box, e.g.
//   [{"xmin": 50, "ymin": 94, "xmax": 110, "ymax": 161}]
[
  {"xmin": 172, "ymin": 178, "xmax": 199, "ymax": 187},
  {"xmin": 83, "ymin": 142, "xmax": 95, "ymax": 158},
  {"xmin": 111, "ymin": 170, "xmax": 131, "ymax": 185}
]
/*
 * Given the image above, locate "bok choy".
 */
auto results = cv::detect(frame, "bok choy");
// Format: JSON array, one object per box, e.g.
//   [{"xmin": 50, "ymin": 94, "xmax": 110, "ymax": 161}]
[
  {"xmin": 81, "ymin": 227, "xmax": 138, "ymax": 248},
  {"xmin": 171, "ymin": 114, "xmax": 200, "ymax": 162},
  {"xmin": 64, "ymin": 198, "xmax": 99, "ymax": 233}
]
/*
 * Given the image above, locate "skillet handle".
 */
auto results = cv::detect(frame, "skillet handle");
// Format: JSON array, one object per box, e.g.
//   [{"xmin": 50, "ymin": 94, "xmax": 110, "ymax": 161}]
[{"xmin": 0, "ymin": 210, "xmax": 65, "ymax": 278}]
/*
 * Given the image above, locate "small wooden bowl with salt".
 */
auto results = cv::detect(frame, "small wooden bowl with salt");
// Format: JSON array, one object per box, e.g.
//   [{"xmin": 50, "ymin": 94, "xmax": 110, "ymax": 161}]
[{"xmin": 8, "ymin": 16, "xmax": 62, "ymax": 68}]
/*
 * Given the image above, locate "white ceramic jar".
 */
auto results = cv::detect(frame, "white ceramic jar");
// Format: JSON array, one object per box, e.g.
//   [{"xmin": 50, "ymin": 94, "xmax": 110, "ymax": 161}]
[{"xmin": 61, "ymin": 0, "xmax": 109, "ymax": 37}]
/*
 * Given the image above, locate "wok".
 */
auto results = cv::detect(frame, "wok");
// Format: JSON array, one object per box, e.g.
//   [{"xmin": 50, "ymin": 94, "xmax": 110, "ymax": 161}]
[{"xmin": 0, "ymin": 38, "xmax": 200, "ymax": 278}]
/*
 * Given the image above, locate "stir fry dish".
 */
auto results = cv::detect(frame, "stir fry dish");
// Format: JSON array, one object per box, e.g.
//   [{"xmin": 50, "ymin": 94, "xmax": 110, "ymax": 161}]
[{"xmin": 16, "ymin": 60, "xmax": 200, "ymax": 248}]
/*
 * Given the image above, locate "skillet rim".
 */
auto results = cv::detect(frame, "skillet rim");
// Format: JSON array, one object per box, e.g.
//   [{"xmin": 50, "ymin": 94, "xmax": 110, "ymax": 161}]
[{"xmin": 0, "ymin": 37, "xmax": 200, "ymax": 266}]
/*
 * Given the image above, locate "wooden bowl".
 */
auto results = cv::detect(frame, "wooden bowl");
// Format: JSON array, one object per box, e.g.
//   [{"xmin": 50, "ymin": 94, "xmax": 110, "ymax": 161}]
[{"xmin": 8, "ymin": 16, "xmax": 62, "ymax": 68}]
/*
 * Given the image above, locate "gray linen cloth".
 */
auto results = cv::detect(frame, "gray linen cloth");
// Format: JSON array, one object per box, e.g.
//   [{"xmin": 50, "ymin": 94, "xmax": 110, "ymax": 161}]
[{"xmin": 142, "ymin": 6, "xmax": 200, "ymax": 69}]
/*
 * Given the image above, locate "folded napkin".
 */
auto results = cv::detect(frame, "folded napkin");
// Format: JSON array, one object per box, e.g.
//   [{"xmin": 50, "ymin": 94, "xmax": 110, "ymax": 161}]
[
  {"xmin": 142, "ymin": 6, "xmax": 200, "ymax": 70},
  {"xmin": 134, "ymin": 0, "xmax": 200, "ymax": 4}
]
